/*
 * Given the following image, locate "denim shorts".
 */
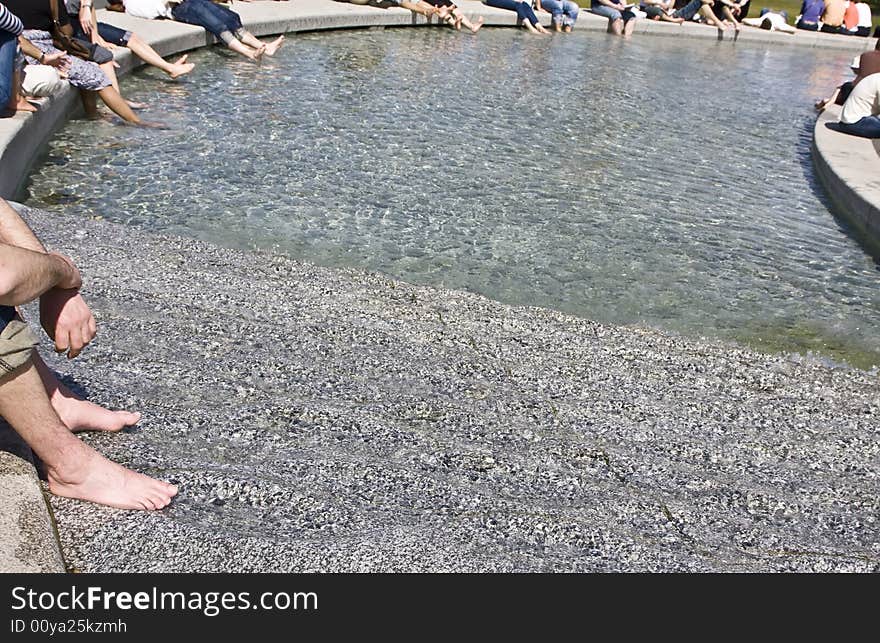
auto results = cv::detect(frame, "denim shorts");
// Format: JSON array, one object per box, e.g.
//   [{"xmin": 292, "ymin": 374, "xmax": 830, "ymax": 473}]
[
  {"xmin": 0, "ymin": 307, "xmax": 38, "ymax": 376},
  {"xmin": 68, "ymin": 15, "xmax": 132, "ymax": 46},
  {"xmin": 98, "ymin": 22, "xmax": 133, "ymax": 47},
  {"xmin": 591, "ymin": 4, "xmax": 637, "ymax": 21}
]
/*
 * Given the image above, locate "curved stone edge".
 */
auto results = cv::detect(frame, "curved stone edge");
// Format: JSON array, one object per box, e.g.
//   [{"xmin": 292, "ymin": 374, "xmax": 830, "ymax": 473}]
[{"xmin": 812, "ymin": 105, "xmax": 880, "ymax": 255}]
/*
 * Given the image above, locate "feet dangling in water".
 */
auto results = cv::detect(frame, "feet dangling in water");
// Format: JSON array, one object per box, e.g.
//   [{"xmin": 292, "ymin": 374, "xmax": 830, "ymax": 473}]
[
  {"xmin": 263, "ymin": 35, "xmax": 285, "ymax": 57},
  {"xmin": 167, "ymin": 55, "xmax": 196, "ymax": 79}
]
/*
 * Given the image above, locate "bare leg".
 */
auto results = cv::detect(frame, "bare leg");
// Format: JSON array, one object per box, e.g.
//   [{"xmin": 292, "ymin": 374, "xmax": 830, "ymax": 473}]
[
  {"xmin": 698, "ymin": 4, "xmax": 726, "ymax": 28},
  {"xmin": 226, "ymin": 38, "xmax": 264, "ymax": 62},
  {"xmin": 96, "ymin": 86, "xmax": 141, "ymax": 124},
  {"xmin": 79, "ymin": 89, "xmax": 99, "ymax": 119},
  {"xmin": 401, "ymin": 0, "xmax": 436, "ymax": 17},
  {"xmin": 0, "ymin": 362, "xmax": 177, "ymax": 510},
  {"xmin": 623, "ymin": 16, "xmax": 637, "ymax": 35},
  {"xmin": 723, "ymin": 6, "xmax": 741, "ymax": 30},
  {"xmin": 238, "ymin": 31, "xmax": 284, "ymax": 56},
  {"xmin": 659, "ymin": 12, "xmax": 685, "ymax": 23},
  {"xmin": 32, "ymin": 353, "xmax": 140, "ymax": 433},
  {"xmin": 261, "ymin": 36, "xmax": 285, "ymax": 56},
  {"xmin": 99, "ymin": 61, "xmax": 147, "ymax": 111},
  {"xmin": 609, "ymin": 17, "xmax": 624, "ymax": 35},
  {"xmin": 454, "ymin": 10, "xmax": 484, "ymax": 32},
  {"xmin": 9, "ymin": 68, "xmax": 37, "ymax": 113},
  {"xmin": 125, "ymin": 34, "xmax": 195, "ymax": 79}
]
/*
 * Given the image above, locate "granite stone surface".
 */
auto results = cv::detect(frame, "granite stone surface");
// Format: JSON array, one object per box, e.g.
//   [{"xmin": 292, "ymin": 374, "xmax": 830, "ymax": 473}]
[{"xmin": 17, "ymin": 205, "xmax": 878, "ymax": 573}]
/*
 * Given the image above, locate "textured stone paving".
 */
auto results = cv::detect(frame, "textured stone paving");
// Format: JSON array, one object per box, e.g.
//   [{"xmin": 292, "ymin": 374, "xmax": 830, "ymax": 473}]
[{"xmin": 17, "ymin": 205, "xmax": 878, "ymax": 573}]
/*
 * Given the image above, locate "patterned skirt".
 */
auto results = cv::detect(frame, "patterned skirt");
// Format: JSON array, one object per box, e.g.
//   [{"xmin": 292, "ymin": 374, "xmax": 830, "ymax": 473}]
[{"xmin": 20, "ymin": 30, "xmax": 110, "ymax": 91}]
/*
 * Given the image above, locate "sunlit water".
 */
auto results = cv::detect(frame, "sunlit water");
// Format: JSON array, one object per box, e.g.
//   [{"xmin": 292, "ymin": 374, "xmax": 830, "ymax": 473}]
[{"xmin": 25, "ymin": 28, "xmax": 880, "ymax": 369}]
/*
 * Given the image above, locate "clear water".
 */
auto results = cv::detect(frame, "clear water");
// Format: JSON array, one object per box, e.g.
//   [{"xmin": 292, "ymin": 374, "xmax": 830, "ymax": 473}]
[{"xmin": 25, "ymin": 28, "xmax": 880, "ymax": 369}]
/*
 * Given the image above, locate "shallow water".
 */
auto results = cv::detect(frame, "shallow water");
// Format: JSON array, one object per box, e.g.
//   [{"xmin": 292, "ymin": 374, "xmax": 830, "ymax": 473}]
[{"xmin": 25, "ymin": 28, "xmax": 880, "ymax": 369}]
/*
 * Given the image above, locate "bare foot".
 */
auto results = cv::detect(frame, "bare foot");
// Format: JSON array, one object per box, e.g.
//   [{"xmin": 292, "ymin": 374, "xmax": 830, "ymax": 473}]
[
  {"xmin": 126, "ymin": 100, "xmax": 149, "ymax": 110},
  {"xmin": 263, "ymin": 35, "xmax": 285, "ymax": 57},
  {"xmin": 167, "ymin": 59, "xmax": 195, "ymax": 79},
  {"xmin": 14, "ymin": 98, "xmax": 38, "ymax": 113},
  {"xmin": 51, "ymin": 389, "xmax": 141, "ymax": 434},
  {"xmin": 470, "ymin": 16, "xmax": 484, "ymax": 33},
  {"xmin": 47, "ymin": 443, "xmax": 177, "ymax": 511}
]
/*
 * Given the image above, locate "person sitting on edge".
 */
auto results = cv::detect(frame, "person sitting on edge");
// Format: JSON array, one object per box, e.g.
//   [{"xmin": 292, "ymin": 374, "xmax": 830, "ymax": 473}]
[
  {"xmin": 425, "ymin": 0, "xmax": 484, "ymax": 33},
  {"xmin": 711, "ymin": 0, "xmax": 749, "ymax": 30},
  {"xmin": 590, "ymin": 0, "xmax": 638, "ymax": 36},
  {"xmin": 484, "ymin": 0, "xmax": 549, "ymax": 34},
  {"xmin": 795, "ymin": 0, "xmax": 824, "ymax": 29},
  {"xmin": 842, "ymin": 0, "xmax": 859, "ymax": 34},
  {"xmin": 535, "ymin": 0, "xmax": 580, "ymax": 32},
  {"xmin": 0, "ymin": 1, "xmax": 34, "ymax": 116},
  {"xmin": 0, "ymin": 198, "xmax": 178, "ymax": 511},
  {"xmin": 815, "ymin": 55, "xmax": 859, "ymax": 110},
  {"xmin": 837, "ymin": 71, "xmax": 880, "ymax": 137},
  {"xmin": 742, "ymin": 8, "xmax": 796, "ymax": 32},
  {"xmin": 852, "ymin": 37, "xmax": 880, "ymax": 85},
  {"xmin": 819, "ymin": 0, "xmax": 845, "ymax": 33},
  {"xmin": 66, "ymin": 0, "xmax": 194, "ymax": 80},
  {"xmin": 6, "ymin": 0, "xmax": 145, "ymax": 125},
  {"xmin": 854, "ymin": 1, "xmax": 871, "ymax": 36},
  {"xmin": 384, "ymin": 0, "xmax": 457, "ymax": 23},
  {"xmin": 108, "ymin": 0, "xmax": 284, "ymax": 62},
  {"xmin": 641, "ymin": 0, "xmax": 724, "ymax": 27}
]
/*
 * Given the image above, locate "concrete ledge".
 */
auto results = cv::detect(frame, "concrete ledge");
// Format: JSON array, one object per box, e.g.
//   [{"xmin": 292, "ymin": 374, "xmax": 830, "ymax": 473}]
[
  {"xmin": 0, "ymin": 449, "xmax": 65, "ymax": 573},
  {"xmin": 813, "ymin": 105, "xmax": 880, "ymax": 254}
]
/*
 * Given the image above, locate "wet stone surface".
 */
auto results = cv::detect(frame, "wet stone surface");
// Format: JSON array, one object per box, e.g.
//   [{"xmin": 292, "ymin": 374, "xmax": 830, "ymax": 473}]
[{"xmin": 20, "ymin": 205, "xmax": 880, "ymax": 572}]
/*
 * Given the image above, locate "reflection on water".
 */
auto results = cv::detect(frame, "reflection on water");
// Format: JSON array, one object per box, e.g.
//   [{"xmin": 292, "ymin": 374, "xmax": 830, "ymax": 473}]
[{"xmin": 25, "ymin": 29, "xmax": 880, "ymax": 369}]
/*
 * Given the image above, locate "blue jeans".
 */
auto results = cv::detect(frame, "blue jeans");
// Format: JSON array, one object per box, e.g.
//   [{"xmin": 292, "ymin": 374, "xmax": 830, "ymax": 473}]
[
  {"xmin": 541, "ymin": 0, "xmax": 580, "ymax": 27},
  {"xmin": 0, "ymin": 29, "xmax": 17, "ymax": 111},
  {"xmin": 485, "ymin": 0, "xmax": 541, "ymax": 26},
  {"xmin": 673, "ymin": 0, "xmax": 703, "ymax": 20},
  {"xmin": 172, "ymin": 0, "xmax": 243, "ymax": 41},
  {"xmin": 838, "ymin": 115, "xmax": 880, "ymax": 139},
  {"xmin": 591, "ymin": 3, "xmax": 637, "ymax": 22}
]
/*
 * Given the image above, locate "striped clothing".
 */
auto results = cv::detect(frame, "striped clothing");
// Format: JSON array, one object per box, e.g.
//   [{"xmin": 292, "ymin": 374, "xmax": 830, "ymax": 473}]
[{"xmin": 0, "ymin": 3, "xmax": 23, "ymax": 36}]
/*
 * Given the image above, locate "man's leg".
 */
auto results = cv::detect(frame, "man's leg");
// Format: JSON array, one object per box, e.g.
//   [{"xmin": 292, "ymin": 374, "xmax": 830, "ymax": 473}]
[
  {"xmin": 31, "ymin": 352, "xmax": 140, "ymax": 433},
  {"xmin": 838, "ymin": 115, "xmax": 880, "ymax": 138},
  {"xmin": 98, "ymin": 25, "xmax": 195, "ymax": 80},
  {"xmin": 0, "ymin": 360, "xmax": 176, "ymax": 510}
]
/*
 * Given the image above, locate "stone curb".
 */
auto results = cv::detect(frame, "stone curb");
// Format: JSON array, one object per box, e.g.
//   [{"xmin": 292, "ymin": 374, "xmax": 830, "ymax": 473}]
[{"xmin": 813, "ymin": 104, "xmax": 880, "ymax": 254}]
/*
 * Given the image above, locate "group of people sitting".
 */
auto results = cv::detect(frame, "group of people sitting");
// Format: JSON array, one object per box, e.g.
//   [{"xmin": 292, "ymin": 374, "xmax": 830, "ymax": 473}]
[
  {"xmin": 365, "ymin": 0, "xmax": 876, "ymax": 37},
  {"xmin": 1, "ymin": 0, "xmax": 286, "ymax": 120},
  {"xmin": 816, "ymin": 37, "xmax": 880, "ymax": 138},
  {"xmin": 795, "ymin": 0, "xmax": 873, "ymax": 35}
]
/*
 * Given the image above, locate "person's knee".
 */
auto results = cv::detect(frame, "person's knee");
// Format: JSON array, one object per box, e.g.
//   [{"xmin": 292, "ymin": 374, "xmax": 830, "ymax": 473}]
[{"xmin": 21, "ymin": 65, "xmax": 65, "ymax": 98}]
